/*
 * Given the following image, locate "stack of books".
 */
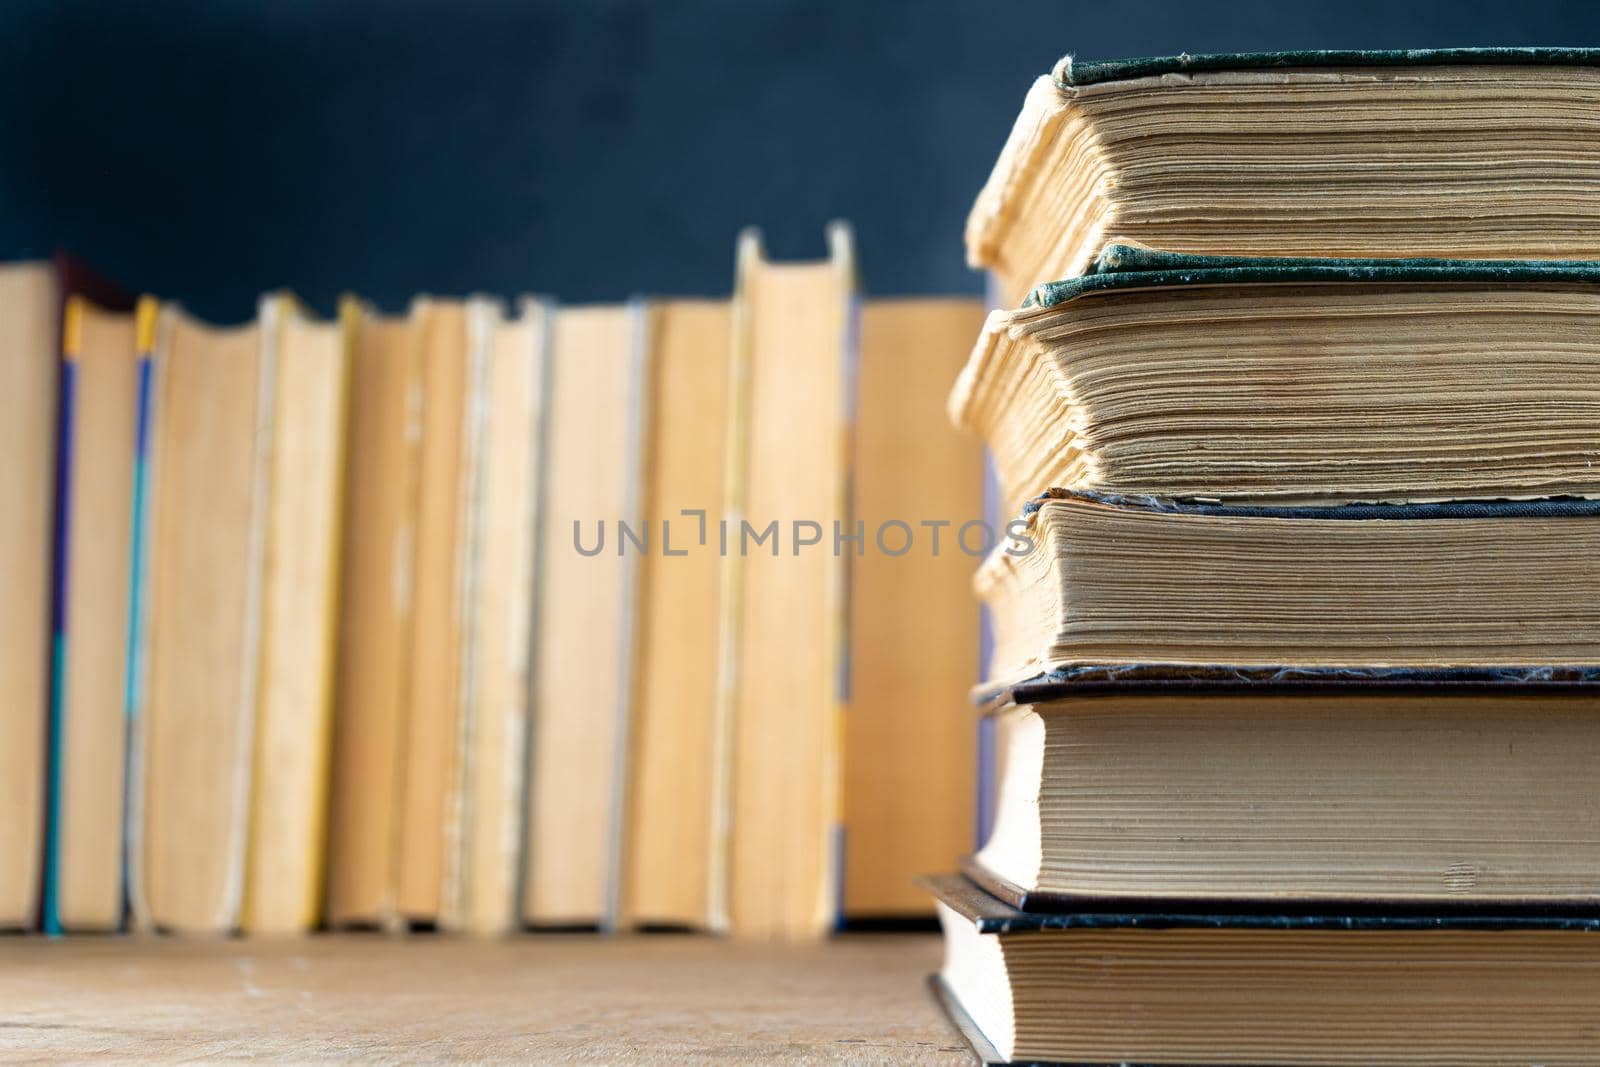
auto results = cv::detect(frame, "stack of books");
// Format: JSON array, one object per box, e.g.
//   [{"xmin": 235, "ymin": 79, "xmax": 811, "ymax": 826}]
[
  {"xmin": 930, "ymin": 48, "xmax": 1600, "ymax": 1065},
  {"xmin": 0, "ymin": 227, "xmax": 987, "ymax": 940}
]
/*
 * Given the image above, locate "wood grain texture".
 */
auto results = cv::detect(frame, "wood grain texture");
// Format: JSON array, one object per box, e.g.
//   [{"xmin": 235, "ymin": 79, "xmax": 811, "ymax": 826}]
[{"xmin": 0, "ymin": 935, "xmax": 960, "ymax": 1063}]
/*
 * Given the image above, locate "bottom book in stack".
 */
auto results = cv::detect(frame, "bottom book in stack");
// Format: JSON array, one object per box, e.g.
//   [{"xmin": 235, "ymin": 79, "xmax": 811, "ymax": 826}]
[
  {"xmin": 927, "ymin": 872, "xmax": 1600, "ymax": 1067},
  {"xmin": 927, "ymin": 682, "xmax": 1600, "ymax": 1065}
]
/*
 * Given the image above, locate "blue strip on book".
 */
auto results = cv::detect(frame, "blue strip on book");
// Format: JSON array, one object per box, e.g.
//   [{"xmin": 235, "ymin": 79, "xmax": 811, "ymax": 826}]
[
  {"xmin": 127, "ymin": 355, "xmax": 151, "ymax": 717},
  {"xmin": 119, "ymin": 355, "xmax": 153, "ymax": 924},
  {"xmin": 921, "ymin": 874, "xmax": 1600, "ymax": 934},
  {"xmin": 42, "ymin": 359, "xmax": 78, "ymax": 937}
]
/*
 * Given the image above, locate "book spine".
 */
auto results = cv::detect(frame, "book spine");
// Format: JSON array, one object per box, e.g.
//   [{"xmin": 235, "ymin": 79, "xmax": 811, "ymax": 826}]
[
  {"xmin": 441, "ymin": 296, "xmax": 495, "ymax": 933},
  {"xmin": 826, "ymin": 220, "xmax": 858, "ymax": 932},
  {"xmin": 306, "ymin": 295, "xmax": 359, "ymax": 927},
  {"xmin": 513, "ymin": 296, "xmax": 555, "ymax": 928},
  {"xmin": 600, "ymin": 296, "xmax": 654, "ymax": 934},
  {"xmin": 706, "ymin": 232, "xmax": 761, "ymax": 936},
  {"xmin": 378, "ymin": 300, "xmax": 424, "ymax": 935},
  {"xmin": 41, "ymin": 298, "xmax": 84, "ymax": 936},
  {"xmin": 124, "ymin": 299, "xmax": 162, "ymax": 933},
  {"xmin": 974, "ymin": 270, "xmax": 1005, "ymax": 851},
  {"xmin": 222, "ymin": 296, "xmax": 279, "ymax": 933},
  {"xmin": 239, "ymin": 294, "xmax": 281, "ymax": 933}
]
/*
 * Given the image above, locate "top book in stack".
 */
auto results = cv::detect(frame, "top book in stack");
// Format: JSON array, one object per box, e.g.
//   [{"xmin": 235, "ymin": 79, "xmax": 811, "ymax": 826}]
[{"xmin": 967, "ymin": 48, "xmax": 1600, "ymax": 304}]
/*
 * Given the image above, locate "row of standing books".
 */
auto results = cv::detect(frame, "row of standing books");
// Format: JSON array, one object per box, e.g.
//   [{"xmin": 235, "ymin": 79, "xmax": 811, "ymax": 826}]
[
  {"xmin": 0, "ymin": 225, "xmax": 987, "ymax": 938},
  {"xmin": 930, "ymin": 47, "xmax": 1600, "ymax": 1065}
]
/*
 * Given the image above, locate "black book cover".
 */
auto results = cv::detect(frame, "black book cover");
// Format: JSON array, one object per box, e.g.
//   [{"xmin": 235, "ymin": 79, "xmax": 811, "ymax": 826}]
[
  {"xmin": 977, "ymin": 490, "xmax": 1600, "ymax": 707},
  {"xmin": 922, "ymin": 872, "xmax": 1600, "ymax": 933},
  {"xmin": 925, "ymin": 870, "xmax": 1600, "ymax": 1065}
]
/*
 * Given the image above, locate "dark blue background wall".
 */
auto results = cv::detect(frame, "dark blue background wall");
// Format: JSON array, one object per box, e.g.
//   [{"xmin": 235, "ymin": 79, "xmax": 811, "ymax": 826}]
[{"xmin": 3, "ymin": 0, "xmax": 1598, "ymax": 320}]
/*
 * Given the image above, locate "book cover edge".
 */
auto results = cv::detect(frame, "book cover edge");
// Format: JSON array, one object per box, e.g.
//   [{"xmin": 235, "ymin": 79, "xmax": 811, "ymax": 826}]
[
  {"xmin": 1058, "ymin": 47, "xmax": 1600, "ymax": 87},
  {"xmin": 1026, "ymin": 249, "xmax": 1600, "ymax": 310}
]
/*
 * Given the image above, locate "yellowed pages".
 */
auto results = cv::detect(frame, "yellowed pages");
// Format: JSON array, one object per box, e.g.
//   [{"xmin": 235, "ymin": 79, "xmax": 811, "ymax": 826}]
[
  {"xmin": 523, "ymin": 304, "xmax": 638, "ymax": 926},
  {"xmin": 621, "ymin": 299, "xmax": 731, "ymax": 930},
  {"xmin": 0, "ymin": 263, "xmax": 57, "ymax": 929},
  {"xmin": 56, "ymin": 296, "xmax": 140, "ymax": 930},
  {"xmin": 844, "ymin": 298, "xmax": 984, "ymax": 916},
  {"xmin": 397, "ymin": 298, "xmax": 478, "ymax": 926},
  {"xmin": 981, "ymin": 691, "xmax": 1600, "ymax": 904},
  {"xmin": 940, "ymin": 898, "xmax": 1600, "ymax": 1066},
  {"xmin": 718, "ymin": 226, "xmax": 853, "ymax": 940},
  {"xmin": 970, "ymin": 64, "xmax": 1600, "ymax": 301},
  {"xmin": 982, "ymin": 496, "xmax": 1600, "ymax": 683},
  {"xmin": 460, "ymin": 297, "xmax": 545, "ymax": 935},
  {"xmin": 954, "ymin": 283, "xmax": 1600, "ymax": 513},
  {"xmin": 326, "ymin": 306, "xmax": 419, "ymax": 929},
  {"xmin": 134, "ymin": 306, "xmax": 271, "ymax": 935},
  {"xmin": 243, "ymin": 295, "xmax": 351, "ymax": 935}
]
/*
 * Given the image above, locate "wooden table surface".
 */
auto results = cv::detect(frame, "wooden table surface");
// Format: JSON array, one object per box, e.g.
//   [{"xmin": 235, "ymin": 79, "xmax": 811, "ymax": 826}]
[{"xmin": 0, "ymin": 933, "xmax": 967, "ymax": 1063}]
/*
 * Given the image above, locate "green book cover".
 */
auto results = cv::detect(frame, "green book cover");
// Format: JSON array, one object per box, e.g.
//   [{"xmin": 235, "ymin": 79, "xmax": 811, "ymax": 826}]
[
  {"xmin": 1057, "ymin": 46, "xmax": 1600, "ymax": 88},
  {"xmin": 1022, "ymin": 244, "xmax": 1600, "ymax": 308}
]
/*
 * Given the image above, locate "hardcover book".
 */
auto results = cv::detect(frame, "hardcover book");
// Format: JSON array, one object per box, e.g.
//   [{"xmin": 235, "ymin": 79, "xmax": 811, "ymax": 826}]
[
  {"xmin": 45, "ymin": 294, "xmax": 146, "ymax": 932},
  {"xmin": 951, "ymin": 248, "xmax": 1600, "ymax": 516},
  {"xmin": 457, "ymin": 296, "xmax": 548, "ymax": 936},
  {"xmin": 713, "ymin": 225, "xmax": 855, "ymax": 940},
  {"xmin": 325, "ymin": 301, "xmax": 422, "ymax": 930},
  {"xmin": 928, "ymin": 872, "xmax": 1600, "ymax": 1066},
  {"xmin": 522, "ymin": 301, "xmax": 645, "ymax": 930},
  {"xmin": 400, "ymin": 297, "xmax": 482, "ymax": 930},
  {"xmin": 982, "ymin": 490, "xmax": 1600, "ymax": 693},
  {"xmin": 843, "ymin": 297, "xmax": 985, "ymax": 918},
  {"xmin": 130, "ymin": 304, "xmax": 273, "ymax": 935},
  {"xmin": 974, "ymin": 688, "xmax": 1600, "ymax": 912},
  {"xmin": 621, "ymin": 297, "xmax": 731, "ymax": 931},
  {"xmin": 969, "ymin": 48, "xmax": 1600, "ymax": 302},
  {"xmin": 0, "ymin": 261, "xmax": 71, "ymax": 930},
  {"xmin": 241, "ymin": 294, "xmax": 352, "ymax": 935}
]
